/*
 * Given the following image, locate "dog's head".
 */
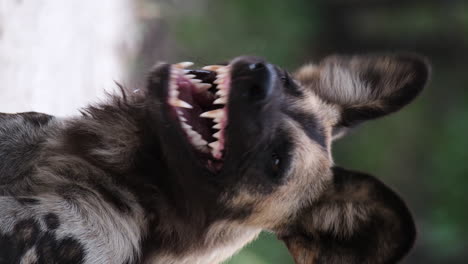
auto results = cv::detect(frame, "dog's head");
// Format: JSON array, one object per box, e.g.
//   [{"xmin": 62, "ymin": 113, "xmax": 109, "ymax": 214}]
[{"xmin": 143, "ymin": 54, "xmax": 429, "ymax": 262}]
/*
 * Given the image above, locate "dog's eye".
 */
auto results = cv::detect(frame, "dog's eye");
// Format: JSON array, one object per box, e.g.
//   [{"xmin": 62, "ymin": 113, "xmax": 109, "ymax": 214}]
[
  {"xmin": 280, "ymin": 72, "xmax": 291, "ymax": 86},
  {"xmin": 272, "ymin": 152, "xmax": 281, "ymax": 172}
]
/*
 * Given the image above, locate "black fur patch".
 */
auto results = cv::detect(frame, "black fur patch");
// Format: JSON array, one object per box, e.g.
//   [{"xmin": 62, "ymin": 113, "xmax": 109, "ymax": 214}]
[
  {"xmin": 36, "ymin": 233, "xmax": 85, "ymax": 264},
  {"xmin": 0, "ymin": 218, "xmax": 41, "ymax": 263},
  {"xmin": 0, "ymin": 218, "xmax": 84, "ymax": 263},
  {"xmin": 44, "ymin": 213, "xmax": 60, "ymax": 230},
  {"xmin": 16, "ymin": 197, "xmax": 40, "ymax": 205},
  {"xmin": 284, "ymin": 109, "xmax": 327, "ymax": 148}
]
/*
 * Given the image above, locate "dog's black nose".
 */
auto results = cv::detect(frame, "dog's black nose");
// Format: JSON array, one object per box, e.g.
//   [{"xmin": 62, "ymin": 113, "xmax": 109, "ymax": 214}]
[{"xmin": 231, "ymin": 57, "xmax": 275, "ymax": 102}]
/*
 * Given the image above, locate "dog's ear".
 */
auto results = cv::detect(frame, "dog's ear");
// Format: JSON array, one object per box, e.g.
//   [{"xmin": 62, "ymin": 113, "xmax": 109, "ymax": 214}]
[
  {"xmin": 277, "ymin": 167, "xmax": 416, "ymax": 264},
  {"xmin": 295, "ymin": 54, "xmax": 430, "ymax": 138}
]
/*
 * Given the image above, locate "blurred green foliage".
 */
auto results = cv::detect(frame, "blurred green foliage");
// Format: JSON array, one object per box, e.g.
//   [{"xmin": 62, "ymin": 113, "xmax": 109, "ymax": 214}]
[
  {"xmin": 158, "ymin": 0, "xmax": 468, "ymax": 263},
  {"xmin": 170, "ymin": 0, "xmax": 319, "ymax": 68}
]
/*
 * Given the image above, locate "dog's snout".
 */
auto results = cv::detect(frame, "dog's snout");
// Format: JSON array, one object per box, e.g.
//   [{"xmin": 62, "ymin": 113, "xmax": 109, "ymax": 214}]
[{"xmin": 231, "ymin": 57, "xmax": 276, "ymax": 102}]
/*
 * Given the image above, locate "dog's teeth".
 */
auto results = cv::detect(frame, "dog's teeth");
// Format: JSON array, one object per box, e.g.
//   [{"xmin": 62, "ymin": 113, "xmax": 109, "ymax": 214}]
[
  {"xmin": 200, "ymin": 109, "xmax": 224, "ymax": 119},
  {"xmin": 217, "ymin": 73, "xmax": 227, "ymax": 79},
  {"xmin": 214, "ymin": 116, "xmax": 223, "ymax": 123},
  {"xmin": 209, "ymin": 141, "xmax": 220, "ymax": 149},
  {"xmin": 213, "ymin": 123, "xmax": 222, "ymax": 129},
  {"xmin": 216, "ymin": 90, "xmax": 227, "ymax": 97},
  {"xmin": 170, "ymin": 83, "xmax": 178, "ymax": 91},
  {"xmin": 214, "ymin": 79, "xmax": 223, "ymax": 84},
  {"xmin": 179, "ymin": 116, "xmax": 187, "ymax": 122},
  {"xmin": 181, "ymin": 122, "xmax": 191, "ymax": 130},
  {"xmin": 217, "ymin": 84, "xmax": 227, "ymax": 90},
  {"xmin": 174, "ymin": 62, "xmax": 194, "ymax": 69},
  {"xmin": 187, "ymin": 129, "xmax": 198, "ymax": 137},
  {"xmin": 190, "ymin": 79, "xmax": 202, "ymax": 84},
  {"xmin": 216, "ymin": 67, "xmax": 229, "ymax": 74},
  {"xmin": 213, "ymin": 97, "xmax": 227, "ymax": 105},
  {"xmin": 192, "ymin": 134, "xmax": 202, "ymax": 141},
  {"xmin": 213, "ymin": 131, "xmax": 221, "ymax": 139},
  {"xmin": 171, "ymin": 68, "xmax": 184, "ymax": 75},
  {"xmin": 212, "ymin": 149, "xmax": 221, "ymax": 157},
  {"xmin": 213, "ymin": 150, "xmax": 222, "ymax": 159},
  {"xmin": 169, "ymin": 89, "xmax": 179, "ymax": 97},
  {"xmin": 202, "ymin": 65, "xmax": 224, "ymax": 71},
  {"xmin": 170, "ymin": 98, "xmax": 193, "ymax": 109},
  {"xmin": 185, "ymin": 74, "xmax": 196, "ymax": 79},
  {"xmin": 193, "ymin": 137, "xmax": 208, "ymax": 146},
  {"xmin": 195, "ymin": 83, "xmax": 212, "ymax": 92}
]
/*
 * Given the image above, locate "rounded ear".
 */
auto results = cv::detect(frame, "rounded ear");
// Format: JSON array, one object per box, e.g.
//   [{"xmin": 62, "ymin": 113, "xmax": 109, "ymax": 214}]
[
  {"xmin": 295, "ymin": 54, "xmax": 430, "ymax": 136},
  {"xmin": 276, "ymin": 167, "xmax": 416, "ymax": 264}
]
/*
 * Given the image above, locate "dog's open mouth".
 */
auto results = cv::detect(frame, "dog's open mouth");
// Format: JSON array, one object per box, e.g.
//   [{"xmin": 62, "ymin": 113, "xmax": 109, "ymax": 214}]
[{"xmin": 167, "ymin": 62, "xmax": 231, "ymax": 168}]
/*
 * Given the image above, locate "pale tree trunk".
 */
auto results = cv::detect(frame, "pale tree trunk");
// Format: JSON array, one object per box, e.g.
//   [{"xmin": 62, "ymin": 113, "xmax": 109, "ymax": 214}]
[{"xmin": 0, "ymin": 0, "xmax": 140, "ymax": 116}]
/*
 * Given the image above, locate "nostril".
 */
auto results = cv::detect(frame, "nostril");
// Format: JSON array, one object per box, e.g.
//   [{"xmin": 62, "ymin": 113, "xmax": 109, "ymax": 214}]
[{"xmin": 248, "ymin": 62, "xmax": 266, "ymax": 71}]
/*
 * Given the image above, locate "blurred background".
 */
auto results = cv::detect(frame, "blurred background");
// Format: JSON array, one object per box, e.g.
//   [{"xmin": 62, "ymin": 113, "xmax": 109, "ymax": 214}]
[{"xmin": 1, "ymin": 0, "xmax": 467, "ymax": 263}]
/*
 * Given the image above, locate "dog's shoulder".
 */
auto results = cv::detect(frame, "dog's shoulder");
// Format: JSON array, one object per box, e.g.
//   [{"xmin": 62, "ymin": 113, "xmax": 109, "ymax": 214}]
[{"xmin": 0, "ymin": 112, "xmax": 55, "ymax": 186}]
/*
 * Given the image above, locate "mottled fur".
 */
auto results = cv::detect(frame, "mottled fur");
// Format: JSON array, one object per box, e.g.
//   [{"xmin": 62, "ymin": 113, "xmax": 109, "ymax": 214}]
[{"xmin": 0, "ymin": 54, "xmax": 429, "ymax": 264}]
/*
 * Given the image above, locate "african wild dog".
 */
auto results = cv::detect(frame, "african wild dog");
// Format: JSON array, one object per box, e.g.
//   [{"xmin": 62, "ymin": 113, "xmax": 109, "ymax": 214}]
[{"xmin": 0, "ymin": 54, "xmax": 429, "ymax": 264}]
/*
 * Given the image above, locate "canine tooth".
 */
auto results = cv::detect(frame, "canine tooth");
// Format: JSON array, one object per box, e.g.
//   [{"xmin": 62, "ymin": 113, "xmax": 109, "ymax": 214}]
[
  {"xmin": 200, "ymin": 109, "xmax": 224, "ymax": 119},
  {"xmin": 213, "ymin": 123, "xmax": 222, "ymax": 129},
  {"xmin": 185, "ymin": 74, "xmax": 196, "ymax": 79},
  {"xmin": 174, "ymin": 62, "xmax": 194, "ymax": 69},
  {"xmin": 209, "ymin": 141, "xmax": 220, "ymax": 149},
  {"xmin": 202, "ymin": 65, "xmax": 224, "ymax": 71},
  {"xmin": 213, "ymin": 97, "xmax": 227, "ymax": 104},
  {"xmin": 195, "ymin": 83, "xmax": 212, "ymax": 91},
  {"xmin": 190, "ymin": 79, "xmax": 202, "ymax": 84},
  {"xmin": 170, "ymin": 98, "xmax": 193, "ymax": 109}
]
